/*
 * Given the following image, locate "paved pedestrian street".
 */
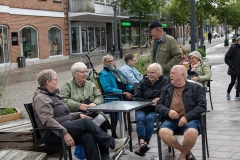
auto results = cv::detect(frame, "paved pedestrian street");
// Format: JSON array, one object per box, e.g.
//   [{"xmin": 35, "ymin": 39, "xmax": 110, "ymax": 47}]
[{"xmin": 1, "ymin": 36, "xmax": 240, "ymax": 159}]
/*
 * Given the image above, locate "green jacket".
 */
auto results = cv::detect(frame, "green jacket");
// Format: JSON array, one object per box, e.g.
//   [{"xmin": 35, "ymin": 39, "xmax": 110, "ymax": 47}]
[
  {"xmin": 60, "ymin": 79, "xmax": 103, "ymax": 112},
  {"xmin": 188, "ymin": 61, "xmax": 212, "ymax": 87},
  {"xmin": 150, "ymin": 33, "xmax": 182, "ymax": 78}
]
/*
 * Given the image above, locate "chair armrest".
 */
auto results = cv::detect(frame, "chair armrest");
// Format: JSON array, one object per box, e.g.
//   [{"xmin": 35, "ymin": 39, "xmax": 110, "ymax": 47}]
[
  {"xmin": 156, "ymin": 113, "xmax": 160, "ymax": 126},
  {"xmin": 201, "ymin": 110, "xmax": 210, "ymax": 117},
  {"xmin": 30, "ymin": 127, "xmax": 64, "ymax": 131},
  {"xmin": 104, "ymin": 98, "xmax": 118, "ymax": 101},
  {"xmin": 102, "ymin": 92, "xmax": 124, "ymax": 96}
]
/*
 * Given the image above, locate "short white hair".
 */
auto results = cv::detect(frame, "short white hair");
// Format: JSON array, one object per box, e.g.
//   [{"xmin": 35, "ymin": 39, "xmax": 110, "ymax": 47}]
[
  {"xmin": 102, "ymin": 54, "xmax": 113, "ymax": 65},
  {"xmin": 147, "ymin": 63, "xmax": 163, "ymax": 76},
  {"xmin": 71, "ymin": 62, "xmax": 87, "ymax": 76}
]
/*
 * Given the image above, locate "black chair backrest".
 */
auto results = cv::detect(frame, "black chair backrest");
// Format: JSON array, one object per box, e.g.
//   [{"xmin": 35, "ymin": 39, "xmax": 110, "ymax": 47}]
[
  {"xmin": 202, "ymin": 86, "xmax": 206, "ymax": 98},
  {"xmin": 24, "ymin": 103, "xmax": 41, "ymax": 139},
  {"xmin": 134, "ymin": 83, "xmax": 139, "ymax": 94}
]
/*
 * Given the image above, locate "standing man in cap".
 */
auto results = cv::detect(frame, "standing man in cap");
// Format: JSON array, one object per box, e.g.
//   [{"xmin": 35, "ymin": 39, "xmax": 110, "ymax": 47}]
[{"xmin": 146, "ymin": 20, "xmax": 181, "ymax": 78}]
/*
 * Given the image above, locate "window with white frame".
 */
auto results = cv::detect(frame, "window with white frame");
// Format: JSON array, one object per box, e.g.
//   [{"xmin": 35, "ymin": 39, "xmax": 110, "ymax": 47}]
[
  {"xmin": 48, "ymin": 27, "xmax": 62, "ymax": 56},
  {"xmin": 0, "ymin": 25, "xmax": 9, "ymax": 63},
  {"xmin": 20, "ymin": 26, "xmax": 38, "ymax": 59}
]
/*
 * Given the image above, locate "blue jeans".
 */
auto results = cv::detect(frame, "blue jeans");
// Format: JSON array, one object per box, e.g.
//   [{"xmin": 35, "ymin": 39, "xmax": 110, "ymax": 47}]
[{"xmin": 135, "ymin": 111, "xmax": 156, "ymax": 143}]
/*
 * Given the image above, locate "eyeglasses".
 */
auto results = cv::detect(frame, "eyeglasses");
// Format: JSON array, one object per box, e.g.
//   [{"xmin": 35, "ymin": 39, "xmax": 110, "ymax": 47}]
[
  {"xmin": 76, "ymin": 71, "xmax": 88, "ymax": 74},
  {"xmin": 51, "ymin": 78, "xmax": 58, "ymax": 81},
  {"xmin": 147, "ymin": 71, "xmax": 156, "ymax": 75},
  {"xmin": 131, "ymin": 59, "xmax": 136, "ymax": 61},
  {"xmin": 106, "ymin": 60, "xmax": 114, "ymax": 63}
]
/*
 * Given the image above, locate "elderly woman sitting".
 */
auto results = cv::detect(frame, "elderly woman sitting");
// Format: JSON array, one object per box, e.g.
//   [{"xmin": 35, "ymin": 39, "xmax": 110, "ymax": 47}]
[
  {"xmin": 32, "ymin": 69, "xmax": 130, "ymax": 160},
  {"xmin": 99, "ymin": 54, "xmax": 133, "ymax": 138},
  {"xmin": 121, "ymin": 53, "xmax": 143, "ymax": 86},
  {"xmin": 133, "ymin": 63, "xmax": 169, "ymax": 156},
  {"xmin": 187, "ymin": 51, "xmax": 212, "ymax": 86},
  {"xmin": 60, "ymin": 62, "xmax": 111, "ymax": 160}
]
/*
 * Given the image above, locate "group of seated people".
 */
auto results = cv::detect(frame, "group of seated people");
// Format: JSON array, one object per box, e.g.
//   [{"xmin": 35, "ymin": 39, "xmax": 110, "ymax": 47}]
[{"xmin": 32, "ymin": 49, "xmax": 211, "ymax": 160}]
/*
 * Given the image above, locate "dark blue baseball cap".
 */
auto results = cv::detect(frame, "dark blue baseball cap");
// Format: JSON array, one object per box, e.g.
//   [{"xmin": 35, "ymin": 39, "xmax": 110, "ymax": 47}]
[{"xmin": 145, "ymin": 20, "xmax": 162, "ymax": 32}]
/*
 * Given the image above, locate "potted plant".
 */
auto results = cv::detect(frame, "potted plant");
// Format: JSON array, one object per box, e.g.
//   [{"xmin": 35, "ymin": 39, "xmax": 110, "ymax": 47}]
[
  {"xmin": 0, "ymin": 62, "xmax": 21, "ymax": 123},
  {"xmin": 0, "ymin": 99, "xmax": 21, "ymax": 123},
  {"xmin": 24, "ymin": 45, "xmax": 32, "ymax": 57}
]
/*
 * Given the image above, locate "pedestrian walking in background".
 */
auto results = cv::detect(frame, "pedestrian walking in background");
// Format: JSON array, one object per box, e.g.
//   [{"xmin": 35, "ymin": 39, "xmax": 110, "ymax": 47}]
[
  {"xmin": 208, "ymin": 31, "xmax": 212, "ymax": 44},
  {"xmin": 224, "ymin": 36, "xmax": 240, "ymax": 101},
  {"xmin": 145, "ymin": 20, "xmax": 181, "ymax": 78}
]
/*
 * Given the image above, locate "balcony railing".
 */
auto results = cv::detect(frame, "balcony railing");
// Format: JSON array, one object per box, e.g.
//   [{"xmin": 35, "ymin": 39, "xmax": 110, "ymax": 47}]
[{"xmin": 69, "ymin": 0, "xmax": 95, "ymax": 12}]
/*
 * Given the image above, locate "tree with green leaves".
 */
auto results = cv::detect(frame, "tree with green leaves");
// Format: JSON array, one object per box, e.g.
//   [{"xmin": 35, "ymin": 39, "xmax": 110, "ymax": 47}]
[
  {"xmin": 121, "ymin": 0, "xmax": 165, "ymax": 52},
  {"xmin": 163, "ymin": 0, "xmax": 230, "ymax": 46},
  {"xmin": 217, "ymin": 1, "xmax": 240, "ymax": 34}
]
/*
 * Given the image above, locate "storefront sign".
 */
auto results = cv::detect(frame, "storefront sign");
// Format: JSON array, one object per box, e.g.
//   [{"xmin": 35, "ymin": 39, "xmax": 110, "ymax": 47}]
[
  {"xmin": 12, "ymin": 32, "xmax": 18, "ymax": 45},
  {"xmin": 162, "ymin": 23, "xmax": 168, "ymax": 27},
  {"xmin": 121, "ymin": 22, "xmax": 131, "ymax": 27}
]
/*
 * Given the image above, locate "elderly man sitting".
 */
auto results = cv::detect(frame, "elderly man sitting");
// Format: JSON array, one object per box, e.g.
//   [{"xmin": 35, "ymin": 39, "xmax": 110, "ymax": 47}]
[{"xmin": 156, "ymin": 65, "xmax": 206, "ymax": 160}]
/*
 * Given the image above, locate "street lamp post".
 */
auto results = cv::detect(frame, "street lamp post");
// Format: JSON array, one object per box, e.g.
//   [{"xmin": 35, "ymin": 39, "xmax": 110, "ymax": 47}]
[
  {"xmin": 224, "ymin": 18, "xmax": 229, "ymax": 46},
  {"xmin": 111, "ymin": 1, "xmax": 120, "ymax": 58},
  {"xmin": 190, "ymin": 0, "xmax": 196, "ymax": 51}
]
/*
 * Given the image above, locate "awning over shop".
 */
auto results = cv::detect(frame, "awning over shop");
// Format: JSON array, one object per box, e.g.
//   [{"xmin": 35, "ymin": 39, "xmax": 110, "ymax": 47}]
[{"xmin": 69, "ymin": 12, "xmax": 129, "ymax": 22}]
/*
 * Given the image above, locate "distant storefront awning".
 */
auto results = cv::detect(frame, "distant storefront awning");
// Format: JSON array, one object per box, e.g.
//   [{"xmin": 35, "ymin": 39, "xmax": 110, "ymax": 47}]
[{"xmin": 69, "ymin": 12, "xmax": 129, "ymax": 22}]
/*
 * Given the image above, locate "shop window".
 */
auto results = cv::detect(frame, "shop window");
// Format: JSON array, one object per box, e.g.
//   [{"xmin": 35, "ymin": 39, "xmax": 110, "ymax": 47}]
[
  {"xmin": 101, "ymin": 27, "xmax": 106, "ymax": 50},
  {"xmin": 88, "ymin": 27, "xmax": 94, "ymax": 51},
  {"xmin": 48, "ymin": 27, "xmax": 62, "ymax": 56},
  {"xmin": 0, "ymin": 25, "xmax": 9, "ymax": 63},
  {"xmin": 20, "ymin": 26, "xmax": 38, "ymax": 59},
  {"xmin": 81, "ymin": 27, "xmax": 88, "ymax": 53}
]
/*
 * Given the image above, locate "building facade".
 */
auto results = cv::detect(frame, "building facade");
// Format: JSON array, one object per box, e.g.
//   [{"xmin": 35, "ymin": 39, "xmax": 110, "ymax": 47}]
[
  {"xmin": 68, "ymin": 0, "xmax": 128, "ymax": 55},
  {"xmin": 0, "ymin": 0, "xmax": 68, "ymax": 71}
]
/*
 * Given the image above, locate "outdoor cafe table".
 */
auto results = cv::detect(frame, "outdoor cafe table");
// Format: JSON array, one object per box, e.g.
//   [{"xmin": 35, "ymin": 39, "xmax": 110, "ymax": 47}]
[{"xmin": 87, "ymin": 101, "xmax": 152, "ymax": 160}]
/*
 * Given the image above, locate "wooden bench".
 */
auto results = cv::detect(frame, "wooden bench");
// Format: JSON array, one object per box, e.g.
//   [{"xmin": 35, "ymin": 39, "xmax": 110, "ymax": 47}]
[{"xmin": 0, "ymin": 149, "xmax": 47, "ymax": 160}]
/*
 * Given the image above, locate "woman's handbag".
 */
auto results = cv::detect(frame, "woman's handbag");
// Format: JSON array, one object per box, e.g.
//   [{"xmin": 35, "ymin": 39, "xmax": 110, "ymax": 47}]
[{"xmin": 74, "ymin": 144, "xmax": 85, "ymax": 160}]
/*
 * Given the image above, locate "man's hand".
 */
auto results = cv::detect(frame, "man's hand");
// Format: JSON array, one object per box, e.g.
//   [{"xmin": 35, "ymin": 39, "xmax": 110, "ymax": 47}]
[
  {"xmin": 191, "ymin": 76, "xmax": 199, "ymax": 82},
  {"xmin": 80, "ymin": 114, "xmax": 93, "ymax": 119},
  {"xmin": 124, "ymin": 92, "xmax": 133, "ymax": 99},
  {"xmin": 151, "ymin": 98, "xmax": 160, "ymax": 107},
  {"xmin": 79, "ymin": 104, "xmax": 89, "ymax": 111},
  {"xmin": 88, "ymin": 103, "xmax": 97, "ymax": 107},
  {"xmin": 178, "ymin": 116, "xmax": 188, "ymax": 127},
  {"xmin": 64, "ymin": 133, "xmax": 75, "ymax": 147},
  {"xmin": 168, "ymin": 110, "xmax": 179, "ymax": 119}
]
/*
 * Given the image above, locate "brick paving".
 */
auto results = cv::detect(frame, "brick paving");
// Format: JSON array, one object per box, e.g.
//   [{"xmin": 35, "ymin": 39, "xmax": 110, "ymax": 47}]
[{"xmin": 1, "ymin": 36, "xmax": 240, "ymax": 159}]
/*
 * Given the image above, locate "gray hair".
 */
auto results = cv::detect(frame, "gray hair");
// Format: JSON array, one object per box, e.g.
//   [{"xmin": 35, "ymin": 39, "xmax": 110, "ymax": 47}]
[
  {"xmin": 102, "ymin": 54, "xmax": 113, "ymax": 65},
  {"xmin": 37, "ymin": 69, "xmax": 57, "ymax": 87},
  {"xmin": 71, "ymin": 62, "xmax": 87, "ymax": 76},
  {"xmin": 147, "ymin": 63, "xmax": 163, "ymax": 76},
  {"xmin": 189, "ymin": 51, "xmax": 202, "ymax": 61}
]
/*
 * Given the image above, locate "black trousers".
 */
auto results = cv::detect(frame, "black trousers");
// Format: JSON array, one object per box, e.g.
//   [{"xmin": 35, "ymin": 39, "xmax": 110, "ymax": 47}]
[
  {"xmin": 43, "ymin": 118, "xmax": 114, "ymax": 160},
  {"xmin": 227, "ymin": 75, "xmax": 240, "ymax": 97}
]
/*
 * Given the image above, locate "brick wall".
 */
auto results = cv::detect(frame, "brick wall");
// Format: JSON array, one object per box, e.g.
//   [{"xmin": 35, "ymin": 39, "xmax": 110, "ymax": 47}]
[
  {"xmin": 0, "ymin": 0, "xmax": 69, "ymax": 63},
  {"xmin": 0, "ymin": 0, "xmax": 64, "ymax": 11}
]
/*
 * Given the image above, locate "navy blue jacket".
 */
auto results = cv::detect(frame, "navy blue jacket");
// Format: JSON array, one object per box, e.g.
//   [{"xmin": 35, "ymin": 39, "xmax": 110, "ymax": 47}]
[
  {"xmin": 133, "ymin": 75, "xmax": 170, "ymax": 112},
  {"xmin": 155, "ymin": 81, "xmax": 206, "ymax": 122}
]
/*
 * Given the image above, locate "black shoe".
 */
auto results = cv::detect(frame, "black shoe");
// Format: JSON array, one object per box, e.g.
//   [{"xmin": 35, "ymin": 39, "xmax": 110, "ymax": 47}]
[{"xmin": 101, "ymin": 152, "xmax": 110, "ymax": 160}]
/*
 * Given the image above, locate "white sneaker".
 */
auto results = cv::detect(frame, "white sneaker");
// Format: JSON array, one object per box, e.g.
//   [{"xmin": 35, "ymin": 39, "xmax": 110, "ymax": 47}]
[{"xmin": 112, "ymin": 136, "xmax": 130, "ymax": 155}]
